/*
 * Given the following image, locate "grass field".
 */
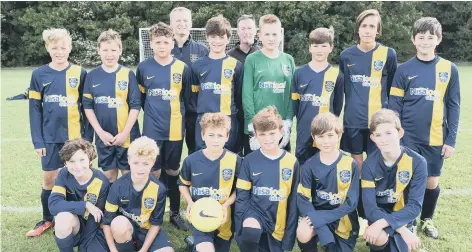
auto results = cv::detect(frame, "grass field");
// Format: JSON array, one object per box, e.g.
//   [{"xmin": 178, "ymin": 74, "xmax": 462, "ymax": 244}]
[{"xmin": 1, "ymin": 66, "xmax": 471, "ymax": 252}]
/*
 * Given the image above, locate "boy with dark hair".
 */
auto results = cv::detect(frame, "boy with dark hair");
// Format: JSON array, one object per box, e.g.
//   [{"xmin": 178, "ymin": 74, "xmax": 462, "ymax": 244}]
[
  {"xmin": 362, "ymin": 109, "xmax": 427, "ymax": 252},
  {"xmin": 49, "ymin": 139, "xmax": 109, "ymax": 252},
  {"xmin": 235, "ymin": 106, "xmax": 299, "ymax": 252},
  {"xmin": 136, "ymin": 22, "xmax": 193, "ymax": 230},
  {"xmin": 388, "ymin": 17, "xmax": 460, "ymax": 239},
  {"xmin": 83, "ymin": 29, "xmax": 141, "ymax": 183},
  {"xmin": 103, "ymin": 137, "xmax": 173, "ymax": 252},
  {"xmin": 292, "ymin": 27, "xmax": 344, "ymax": 165},
  {"xmin": 27, "ymin": 28, "xmax": 91, "ymax": 237},
  {"xmin": 179, "ymin": 112, "xmax": 242, "ymax": 252},
  {"xmin": 191, "ymin": 15, "xmax": 244, "ymax": 153},
  {"xmin": 297, "ymin": 113, "xmax": 359, "ymax": 252}
]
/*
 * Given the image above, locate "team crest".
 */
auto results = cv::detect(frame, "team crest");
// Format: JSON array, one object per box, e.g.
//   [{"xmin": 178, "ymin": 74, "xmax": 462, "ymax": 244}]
[
  {"xmin": 439, "ymin": 72, "xmax": 449, "ymax": 83},
  {"xmin": 144, "ymin": 198, "xmax": 155, "ymax": 209},
  {"xmin": 373, "ymin": 60, "xmax": 384, "ymax": 71},
  {"xmin": 190, "ymin": 54, "xmax": 200, "ymax": 63},
  {"xmin": 339, "ymin": 170, "xmax": 351, "ymax": 184},
  {"xmin": 69, "ymin": 77, "xmax": 78, "ymax": 88},
  {"xmin": 118, "ymin": 80, "xmax": 128, "ymax": 91},
  {"xmin": 282, "ymin": 64, "xmax": 291, "ymax": 77},
  {"xmin": 173, "ymin": 73, "xmax": 182, "ymax": 84},
  {"xmin": 222, "ymin": 169, "xmax": 233, "ymax": 181},
  {"xmin": 325, "ymin": 81, "xmax": 335, "ymax": 92},
  {"xmin": 224, "ymin": 69, "xmax": 233, "ymax": 79},
  {"xmin": 85, "ymin": 193, "xmax": 97, "ymax": 205},
  {"xmin": 398, "ymin": 171, "xmax": 410, "ymax": 185},
  {"xmin": 281, "ymin": 168, "xmax": 292, "ymax": 181}
]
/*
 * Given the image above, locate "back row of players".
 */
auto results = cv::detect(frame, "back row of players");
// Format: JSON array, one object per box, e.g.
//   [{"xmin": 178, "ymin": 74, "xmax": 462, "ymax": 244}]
[{"xmin": 27, "ymin": 6, "xmax": 460, "ymax": 252}]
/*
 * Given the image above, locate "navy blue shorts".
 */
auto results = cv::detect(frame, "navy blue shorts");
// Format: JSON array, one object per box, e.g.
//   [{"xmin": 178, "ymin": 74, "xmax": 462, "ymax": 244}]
[
  {"xmin": 313, "ymin": 219, "xmax": 358, "ymax": 251},
  {"xmin": 191, "ymin": 226, "xmax": 232, "ymax": 252},
  {"xmin": 153, "ymin": 140, "xmax": 183, "ymax": 171},
  {"xmin": 340, "ymin": 128, "xmax": 377, "ymax": 155},
  {"xmin": 96, "ymin": 139, "xmax": 129, "ymax": 171},
  {"xmin": 237, "ymin": 208, "xmax": 284, "ymax": 252},
  {"xmin": 41, "ymin": 143, "xmax": 65, "ymax": 171},
  {"xmin": 295, "ymin": 144, "xmax": 319, "ymax": 166},
  {"xmin": 59, "ymin": 215, "xmax": 108, "ymax": 252},
  {"xmin": 195, "ymin": 113, "xmax": 239, "ymax": 153},
  {"xmin": 403, "ymin": 140, "xmax": 444, "ymax": 177},
  {"xmin": 132, "ymin": 228, "xmax": 172, "ymax": 251}
]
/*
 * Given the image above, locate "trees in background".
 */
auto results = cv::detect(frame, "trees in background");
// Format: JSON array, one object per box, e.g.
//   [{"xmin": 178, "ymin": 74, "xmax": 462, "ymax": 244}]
[{"xmin": 2, "ymin": 1, "xmax": 471, "ymax": 67}]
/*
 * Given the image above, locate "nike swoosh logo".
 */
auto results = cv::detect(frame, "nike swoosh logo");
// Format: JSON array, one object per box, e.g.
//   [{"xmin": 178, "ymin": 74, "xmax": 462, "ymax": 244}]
[
  {"xmin": 200, "ymin": 71, "xmax": 207, "ymax": 76},
  {"xmin": 300, "ymin": 84, "xmax": 308, "ymax": 88},
  {"xmin": 347, "ymin": 64, "xmax": 355, "ymax": 67},
  {"xmin": 192, "ymin": 173, "xmax": 203, "ymax": 176},
  {"xmin": 120, "ymin": 199, "xmax": 129, "ymax": 202},
  {"xmin": 252, "ymin": 172, "xmax": 262, "ymax": 176},
  {"xmin": 257, "ymin": 70, "xmax": 264, "ymax": 73},
  {"xmin": 146, "ymin": 76, "xmax": 155, "ymax": 80},
  {"xmin": 92, "ymin": 84, "xmax": 101, "ymax": 88},
  {"xmin": 199, "ymin": 210, "xmax": 218, "ymax": 218},
  {"xmin": 407, "ymin": 75, "xmax": 418, "ymax": 80},
  {"xmin": 43, "ymin": 82, "xmax": 52, "ymax": 87},
  {"xmin": 374, "ymin": 177, "xmax": 383, "ymax": 181}
]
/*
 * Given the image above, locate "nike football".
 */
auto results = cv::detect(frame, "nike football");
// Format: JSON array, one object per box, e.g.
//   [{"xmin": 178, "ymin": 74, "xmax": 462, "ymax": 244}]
[{"xmin": 190, "ymin": 197, "xmax": 224, "ymax": 232}]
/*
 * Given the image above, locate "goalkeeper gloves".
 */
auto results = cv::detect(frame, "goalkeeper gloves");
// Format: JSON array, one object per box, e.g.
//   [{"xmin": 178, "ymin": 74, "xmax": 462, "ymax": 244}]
[{"xmin": 279, "ymin": 120, "xmax": 292, "ymax": 148}]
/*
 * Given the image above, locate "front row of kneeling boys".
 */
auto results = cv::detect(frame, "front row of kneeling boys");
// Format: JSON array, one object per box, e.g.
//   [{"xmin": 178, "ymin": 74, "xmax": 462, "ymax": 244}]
[{"xmin": 49, "ymin": 106, "xmax": 426, "ymax": 252}]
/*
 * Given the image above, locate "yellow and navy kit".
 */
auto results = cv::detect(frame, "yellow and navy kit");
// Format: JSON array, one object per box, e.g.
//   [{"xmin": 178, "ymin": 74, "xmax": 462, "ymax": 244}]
[
  {"xmin": 136, "ymin": 57, "xmax": 192, "ymax": 141},
  {"xmin": 340, "ymin": 43, "xmax": 397, "ymax": 129},
  {"xmin": 389, "ymin": 56, "xmax": 460, "ymax": 147},
  {"xmin": 362, "ymin": 147, "xmax": 427, "ymax": 251},
  {"xmin": 178, "ymin": 149, "xmax": 242, "ymax": 243},
  {"xmin": 291, "ymin": 64, "xmax": 344, "ymax": 164},
  {"xmin": 82, "ymin": 65, "xmax": 141, "ymax": 148},
  {"xmin": 297, "ymin": 152, "xmax": 359, "ymax": 246},
  {"xmin": 29, "ymin": 64, "xmax": 92, "ymax": 149},
  {"xmin": 103, "ymin": 173, "xmax": 167, "ymax": 230},
  {"xmin": 49, "ymin": 168, "xmax": 110, "ymax": 251},
  {"xmin": 191, "ymin": 55, "xmax": 244, "ymax": 116},
  {"xmin": 235, "ymin": 150, "xmax": 299, "ymax": 251}
]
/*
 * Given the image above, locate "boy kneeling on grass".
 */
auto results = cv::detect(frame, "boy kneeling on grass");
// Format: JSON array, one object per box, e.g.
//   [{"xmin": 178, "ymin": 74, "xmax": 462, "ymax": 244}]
[
  {"xmin": 362, "ymin": 109, "xmax": 427, "ymax": 252},
  {"xmin": 49, "ymin": 138, "xmax": 110, "ymax": 252},
  {"xmin": 296, "ymin": 112, "xmax": 360, "ymax": 252}
]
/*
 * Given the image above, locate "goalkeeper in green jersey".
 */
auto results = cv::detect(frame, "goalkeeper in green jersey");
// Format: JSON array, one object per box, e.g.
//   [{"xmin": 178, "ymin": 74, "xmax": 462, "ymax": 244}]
[{"xmin": 242, "ymin": 14, "xmax": 295, "ymax": 156}]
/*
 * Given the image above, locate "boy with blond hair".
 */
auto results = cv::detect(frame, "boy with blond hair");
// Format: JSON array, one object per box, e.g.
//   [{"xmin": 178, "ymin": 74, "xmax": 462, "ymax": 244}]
[
  {"xmin": 362, "ymin": 109, "xmax": 427, "ymax": 251},
  {"xmin": 192, "ymin": 15, "xmax": 244, "ymax": 153},
  {"xmin": 27, "ymin": 28, "xmax": 91, "ymax": 237},
  {"xmin": 235, "ymin": 106, "xmax": 299, "ymax": 252},
  {"xmin": 103, "ymin": 136, "xmax": 173, "ymax": 252},
  {"xmin": 297, "ymin": 113, "xmax": 359, "ymax": 252},
  {"xmin": 242, "ymin": 14, "xmax": 295, "ymax": 156},
  {"xmin": 292, "ymin": 27, "xmax": 344, "ymax": 165},
  {"xmin": 179, "ymin": 112, "xmax": 243, "ymax": 252},
  {"xmin": 83, "ymin": 29, "xmax": 141, "ymax": 183},
  {"xmin": 136, "ymin": 22, "xmax": 193, "ymax": 230},
  {"xmin": 49, "ymin": 139, "xmax": 109, "ymax": 251}
]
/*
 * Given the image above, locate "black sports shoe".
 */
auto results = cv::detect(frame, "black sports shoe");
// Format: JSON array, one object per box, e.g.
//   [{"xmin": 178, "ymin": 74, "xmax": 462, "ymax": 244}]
[
  {"xmin": 184, "ymin": 235, "xmax": 195, "ymax": 252},
  {"xmin": 170, "ymin": 211, "xmax": 190, "ymax": 231}
]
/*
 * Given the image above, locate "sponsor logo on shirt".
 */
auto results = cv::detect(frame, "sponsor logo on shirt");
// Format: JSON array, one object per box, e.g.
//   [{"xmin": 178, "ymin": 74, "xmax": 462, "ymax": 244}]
[
  {"xmin": 191, "ymin": 187, "xmax": 228, "ymax": 201},
  {"xmin": 148, "ymin": 88, "xmax": 178, "ymax": 100},
  {"xmin": 44, "ymin": 95, "xmax": 77, "ymax": 107},
  {"xmin": 201, "ymin": 82, "xmax": 230, "ymax": 95},
  {"xmin": 253, "ymin": 186, "xmax": 287, "ymax": 201},
  {"xmin": 300, "ymin": 93, "xmax": 329, "ymax": 107},
  {"xmin": 350, "ymin": 75, "xmax": 380, "ymax": 87},
  {"xmin": 316, "ymin": 190, "xmax": 345, "ymax": 205},
  {"xmin": 409, "ymin": 87, "xmax": 440, "ymax": 101},
  {"xmin": 259, "ymin": 81, "xmax": 286, "ymax": 94},
  {"xmin": 94, "ymin": 96, "xmax": 124, "ymax": 108}
]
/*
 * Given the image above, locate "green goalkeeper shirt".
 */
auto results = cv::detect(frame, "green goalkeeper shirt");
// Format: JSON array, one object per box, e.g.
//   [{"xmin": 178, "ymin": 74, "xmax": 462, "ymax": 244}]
[{"xmin": 242, "ymin": 50, "xmax": 295, "ymax": 134}]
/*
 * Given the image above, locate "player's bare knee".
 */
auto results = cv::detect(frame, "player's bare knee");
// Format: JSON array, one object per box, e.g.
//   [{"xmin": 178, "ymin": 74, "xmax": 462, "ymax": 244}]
[
  {"xmin": 121, "ymin": 169, "xmax": 129, "ymax": 176},
  {"xmin": 166, "ymin": 169, "xmax": 179, "ymax": 177},
  {"xmin": 43, "ymin": 170, "xmax": 59, "ymax": 189},
  {"xmin": 153, "ymin": 247, "xmax": 174, "ymax": 252},
  {"xmin": 242, "ymin": 218, "xmax": 261, "ymax": 229},
  {"xmin": 297, "ymin": 220, "xmax": 315, "ymax": 243},
  {"xmin": 195, "ymin": 242, "xmax": 215, "ymax": 252},
  {"xmin": 110, "ymin": 216, "xmax": 133, "ymax": 242},
  {"xmin": 427, "ymin": 176, "xmax": 439, "ymax": 189},
  {"xmin": 152, "ymin": 169, "xmax": 161, "ymax": 179},
  {"xmin": 351, "ymin": 154, "xmax": 363, "ymax": 171},
  {"xmin": 373, "ymin": 230, "xmax": 389, "ymax": 246},
  {"xmin": 54, "ymin": 212, "xmax": 77, "ymax": 238},
  {"xmin": 104, "ymin": 169, "xmax": 118, "ymax": 183}
]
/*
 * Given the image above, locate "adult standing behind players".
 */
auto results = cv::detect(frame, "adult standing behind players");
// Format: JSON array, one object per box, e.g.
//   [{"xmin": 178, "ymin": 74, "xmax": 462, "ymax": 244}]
[
  {"xmin": 166, "ymin": 6, "xmax": 208, "ymax": 231},
  {"xmin": 228, "ymin": 14, "xmax": 259, "ymax": 156}
]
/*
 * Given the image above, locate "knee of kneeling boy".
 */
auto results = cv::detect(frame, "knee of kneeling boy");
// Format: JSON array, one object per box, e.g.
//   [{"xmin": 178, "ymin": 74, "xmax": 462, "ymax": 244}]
[
  {"xmin": 54, "ymin": 212, "xmax": 77, "ymax": 238},
  {"xmin": 110, "ymin": 216, "xmax": 133, "ymax": 242}
]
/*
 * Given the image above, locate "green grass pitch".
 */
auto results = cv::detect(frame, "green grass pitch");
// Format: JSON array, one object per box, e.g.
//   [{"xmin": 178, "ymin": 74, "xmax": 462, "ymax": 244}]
[{"xmin": 1, "ymin": 66, "xmax": 471, "ymax": 251}]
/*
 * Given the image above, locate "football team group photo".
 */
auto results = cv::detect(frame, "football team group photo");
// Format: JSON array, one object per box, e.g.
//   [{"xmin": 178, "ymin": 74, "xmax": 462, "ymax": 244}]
[{"xmin": 1, "ymin": 1, "xmax": 469, "ymax": 252}]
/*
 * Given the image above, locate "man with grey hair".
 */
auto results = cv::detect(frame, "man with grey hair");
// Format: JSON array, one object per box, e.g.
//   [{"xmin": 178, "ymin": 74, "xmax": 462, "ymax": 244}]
[
  {"xmin": 227, "ymin": 14, "xmax": 259, "ymax": 64},
  {"xmin": 164, "ymin": 7, "xmax": 208, "ymax": 231}
]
